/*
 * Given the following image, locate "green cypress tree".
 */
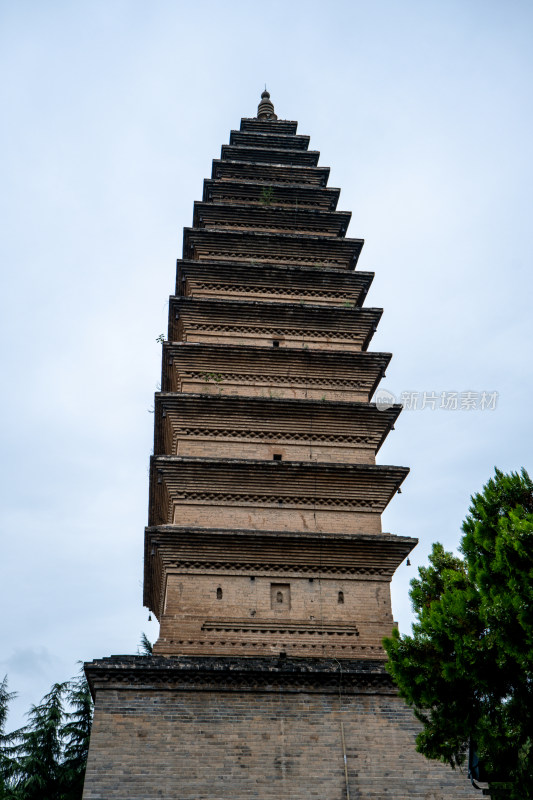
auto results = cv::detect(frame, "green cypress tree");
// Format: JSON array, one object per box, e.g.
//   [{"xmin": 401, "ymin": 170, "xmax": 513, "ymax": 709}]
[
  {"xmin": 384, "ymin": 468, "xmax": 533, "ymax": 799},
  {"xmin": 60, "ymin": 671, "xmax": 93, "ymax": 800},
  {"xmin": 0, "ymin": 675, "xmax": 20, "ymax": 800},
  {"xmin": 14, "ymin": 683, "xmax": 66, "ymax": 800}
]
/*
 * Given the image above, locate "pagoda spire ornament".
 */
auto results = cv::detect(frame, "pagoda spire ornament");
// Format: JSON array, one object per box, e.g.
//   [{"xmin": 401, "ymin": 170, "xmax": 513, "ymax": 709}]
[{"xmin": 256, "ymin": 88, "xmax": 277, "ymax": 120}]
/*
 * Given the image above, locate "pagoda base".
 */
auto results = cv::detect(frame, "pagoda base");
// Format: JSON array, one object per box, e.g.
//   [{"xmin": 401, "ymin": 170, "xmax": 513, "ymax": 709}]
[{"xmin": 83, "ymin": 655, "xmax": 473, "ymax": 800}]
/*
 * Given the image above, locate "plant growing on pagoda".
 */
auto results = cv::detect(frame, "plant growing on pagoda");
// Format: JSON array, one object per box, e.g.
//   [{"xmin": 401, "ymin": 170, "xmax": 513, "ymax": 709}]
[
  {"xmin": 259, "ymin": 186, "xmax": 274, "ymax": 205},
  {"xmin": 201, "ymin": 372, "xmax": 223, "ymax": 384},
  {"xmin": 384, "ymin": 468, "xmax": 533, "ymax": 800}
]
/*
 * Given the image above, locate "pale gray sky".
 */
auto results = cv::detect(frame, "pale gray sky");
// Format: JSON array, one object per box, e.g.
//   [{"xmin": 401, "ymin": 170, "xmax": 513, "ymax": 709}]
[{"xmin": 1, "ymin": 0, "xmax": 532, "ymax": 729}]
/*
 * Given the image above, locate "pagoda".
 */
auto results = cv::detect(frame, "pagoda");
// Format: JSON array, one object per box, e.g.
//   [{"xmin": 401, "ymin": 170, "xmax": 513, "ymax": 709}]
[{"xmin": 82, "ymin": 92, "xmax": 474, "ymax": 799}]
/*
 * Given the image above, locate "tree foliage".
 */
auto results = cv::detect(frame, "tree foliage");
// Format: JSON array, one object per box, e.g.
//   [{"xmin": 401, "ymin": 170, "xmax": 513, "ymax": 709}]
[
  {"xmin": 0, "ymin": 672, "xmax": 94, "ymax": 800},
  {"xmin": 0, "ymin": 676, "xmax": 20, "ymax": 800},
  {"xmin": 61, "ymin": 674, "xmax": 95, "ymax": 800},
  {"xmin": 384, "ymin": 468, "xmax": 533, "ymax": 799},
  {"xmin": 137, "ymin": 632, "xmax": 153, "ymax": 656},
  {"xmin": 14, "ymin": 683, "xmax": 66, "ymax": 800}
]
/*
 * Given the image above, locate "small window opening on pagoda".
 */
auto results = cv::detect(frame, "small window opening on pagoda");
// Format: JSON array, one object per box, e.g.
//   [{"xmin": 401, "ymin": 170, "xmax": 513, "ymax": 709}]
[
  {"xmin": 273, "ymin": 453, "xmax": 282, "ymax": 461},
  {"xmin": 338, "ymin": 591, "xmax": 344, "ymax": 604},
  {"xmin": 272, "ymin": 339, "xmax": 280, "ymax": 347},
  {"xmin": 216, "ymin": 587, "xmax": 223, "ymax": 600},
  {"xmin": 271, "ymin": 583, "xmax": 290, "ymax": 610}
]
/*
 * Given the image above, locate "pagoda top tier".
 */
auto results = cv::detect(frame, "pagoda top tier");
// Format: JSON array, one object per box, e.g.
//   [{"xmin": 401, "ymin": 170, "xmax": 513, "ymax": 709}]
[
  {"xmin": 239, "ymin": 90, "xmax": 298, "ymax": 134},
  {"xmin": 257, "ymin": 89, "xmax": 277, "ymax": 120}
]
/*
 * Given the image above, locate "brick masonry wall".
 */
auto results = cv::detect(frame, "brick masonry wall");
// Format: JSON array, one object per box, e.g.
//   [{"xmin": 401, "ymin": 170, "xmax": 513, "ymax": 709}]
[
  {"xmin": 175, "ymin": 439, "xmax": 376, "ymax": 464},
  {"xmin": 183, "ymin": 332, "xmax": 365, "ymax": 351},
  {"xmin": 155, "ymin": 573, "xmax": 393, "ymax": 658},
  {"xmin": 83, "ymin": 685, "xmax": 474, "ymax": 800},
  {"xmin": 171, "ymin": 504, "xmax": 383, "ymax": 535},
  {"xmin": 187, "ymin": 285, "xmax": 361, "ymax": 307},
  {"xmin": 175, "ymin": 376, "xmax": 369, "ymax": 402}
]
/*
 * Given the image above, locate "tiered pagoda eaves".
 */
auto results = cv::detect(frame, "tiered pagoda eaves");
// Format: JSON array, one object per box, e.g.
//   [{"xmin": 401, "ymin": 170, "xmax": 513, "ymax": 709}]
[{"xmin": 82, "ymin": 93, "xmax": 475, "ymax": 800}]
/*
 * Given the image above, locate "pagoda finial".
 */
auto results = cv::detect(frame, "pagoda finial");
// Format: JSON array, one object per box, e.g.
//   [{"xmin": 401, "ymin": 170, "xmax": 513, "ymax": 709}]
[{"xmin": 257, "ymin": 88, "xmax": 277, "ymax": 120}]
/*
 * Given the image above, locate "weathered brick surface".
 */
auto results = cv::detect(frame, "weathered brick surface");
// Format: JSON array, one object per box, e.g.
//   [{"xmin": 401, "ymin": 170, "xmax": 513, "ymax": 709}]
[
  {"xmin": 184, "ymin": 330, "xmax": 367, "ymax": 350},
  {"xmin": 155, "ymin": 573, "xmax": 393, "ymax": 658},
  {"xmin": 83, "ymin": 683, "xmax": 473, "ymax": 799},
  {"xmin": 175, "ymin": 439, "xmax": 377, "ymax": 463},
  {"xmin": 171, "ymin": 502, "xmax": 384, "ymax": 535},
  {"xmin": 174, "ymin": 375, "xmax": 371, "ymax": 402},
  {"xmin": 154, "ymin": 395, "xmax": 399, "ymax": 466},
  {"xmin": 149, "ymin": 459, "xmax": 406, "ymax": 534},
  {"xmin": 143, "ymin": 528, "xmax": 415, "ymax": 625}
]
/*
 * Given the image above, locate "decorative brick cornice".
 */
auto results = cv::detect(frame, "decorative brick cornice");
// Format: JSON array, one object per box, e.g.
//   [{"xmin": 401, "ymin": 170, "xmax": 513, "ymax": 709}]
[
  {"xmin": 169, "ymin": 426, "xmax": 375, "ymax": 445},
  {"xmin": 142, "ymin": 526, "xmax": 417, "ymax": 615},
  {"xmin": 211, "ymin": 159, "xmax": 329, "ymax": 187},
  {"xmin": 148, "ymin": 457, "xmax": 409, "ymax": 527},
  {"xmin": 181, "ymin": 323, "xmax": 363, "ymax": 341},
  {"xmin": 184, "ymin": 371, "xmax": 368, "ymax": 389},
  {"xmin": 183, "ymin": 228, "xmax": 363, "ymax": 269},
  {"xmin": 168, "ymin": 296, "xmax": 382, "ymax": 347},
  {"xmin": 200, "ymin": 619, "xmax": 359, "ymax": 636},
  {"xmin": 239, "ymin": 118, "xmax": 298, "ymax": 135},
  {"xmin": 175, "ymin": 260, "xmax": 374, "ymax": 307},
  {"xmin": 161, "ymin": 343, "xmax": 390, "ymax": 400},
  {"xmin": 155, "ymin": 560, "xmax": 390, "ymax": 577},
  {"xmin": 202, "ymin": 179, "xmax": 340, "ymax": 211},
  {"xmin": 153, "ymin": 394, "xmax": 401, "ymax": 459},
  {"xmin": 192, "ymin": 201, "xmax": 351, "ymax": 237},
  {"xmin": 228, "ymin": 130, "xmax": 309, "ymax": 150},
  {"xmin": 220, "ymin": 144, "xmax": 320, "ymax": 167},
  {"xmin": 172, "ymin": 491, "xmax": 379, "ymax": 510},
  {"xmin": 189, "ymin": 281, "xmax": 351, "ymax": 301},
  {"xmin": 84, "ymin": 655, "xmax": 397, "ymax": 696}
]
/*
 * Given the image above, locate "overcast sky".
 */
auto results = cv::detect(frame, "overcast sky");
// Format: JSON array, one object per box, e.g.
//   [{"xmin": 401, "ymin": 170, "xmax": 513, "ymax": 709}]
[{"xmin": 1, "ymin": 0, "xmax": 532, "ymax": 731}]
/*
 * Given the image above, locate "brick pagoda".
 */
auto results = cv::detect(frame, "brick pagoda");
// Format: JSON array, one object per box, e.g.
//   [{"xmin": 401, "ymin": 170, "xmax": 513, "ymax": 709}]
[{"xmin": 83, "ymin": 92, "xmax": 474, "ymax": 799}]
